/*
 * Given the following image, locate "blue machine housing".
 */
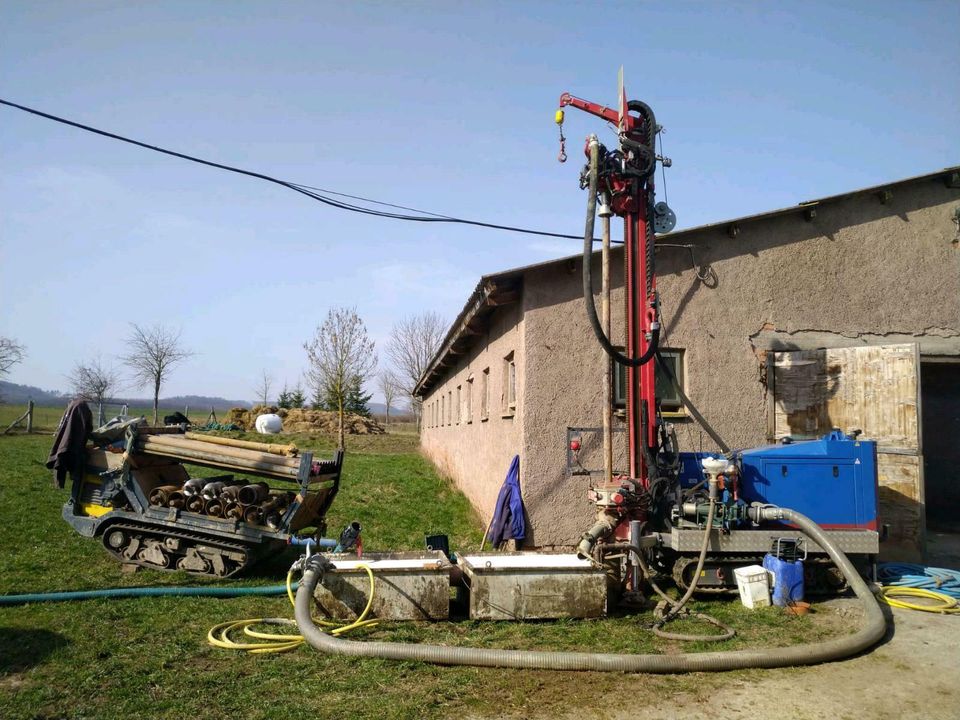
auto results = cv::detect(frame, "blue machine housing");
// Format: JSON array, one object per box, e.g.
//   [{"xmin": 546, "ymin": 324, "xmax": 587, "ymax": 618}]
[{"xmin": 676, "ymin": 431, "xmax": 878, "ymax": 531}]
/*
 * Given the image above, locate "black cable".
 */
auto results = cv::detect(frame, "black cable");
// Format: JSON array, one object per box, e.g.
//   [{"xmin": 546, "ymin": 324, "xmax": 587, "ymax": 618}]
[
  {"xmin": 654, "ymin": 351, "xmax": 731, "ymax": 454},
  {"xmin": 0, "ymin": 98, "xmax": 594, "ymax": 242},
  {"xmin": 288, "ymin": 182, "xmax": 455, "ymax": 219}
]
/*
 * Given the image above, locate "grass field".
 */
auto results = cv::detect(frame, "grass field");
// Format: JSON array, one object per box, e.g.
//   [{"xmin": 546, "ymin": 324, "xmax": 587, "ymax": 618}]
[{"xmin": 0, "ymin": 409, "xmax": 849, "ymax": 720}]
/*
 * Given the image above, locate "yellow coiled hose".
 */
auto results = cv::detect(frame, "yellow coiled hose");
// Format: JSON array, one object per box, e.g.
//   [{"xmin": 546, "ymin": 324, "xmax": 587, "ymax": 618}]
[
  {"xmin": 207, "ymin": 564, "xmax": 377, "ymax": 654},
  {"xmin": 878, "ymin": 585, "xmax": 960, "ymax": 614}
]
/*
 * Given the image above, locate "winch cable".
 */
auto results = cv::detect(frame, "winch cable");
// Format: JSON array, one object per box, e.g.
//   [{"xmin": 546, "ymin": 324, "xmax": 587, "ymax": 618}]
[
  {"xmin": 294, "ymin": 506, "xmax": 887, "ymax": 672},
  {"xmin": 207, "ymin": 563, "xmax": 378, "ymax": 655}
]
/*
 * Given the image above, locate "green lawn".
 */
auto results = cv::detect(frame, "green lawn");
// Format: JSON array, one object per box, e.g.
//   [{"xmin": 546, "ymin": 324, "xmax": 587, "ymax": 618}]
[{"xmin": 1, "ymin": 423, "xmax": 845, "ymax": 720}]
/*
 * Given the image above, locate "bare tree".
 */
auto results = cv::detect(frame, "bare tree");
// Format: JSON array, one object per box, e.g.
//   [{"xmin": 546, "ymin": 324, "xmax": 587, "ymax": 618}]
[
  {"xmin": 68, "ymin": 358, "xmax": 119, "ymax": 406},
  {"xmin": 378, "ymin": 369, "xmax": 400, "ymax": 431},
  {"xmin": 386, "ymin": 312, "xmax": 447, "ymax": 428},
  {"xmin": 0, "ymin": 336, "xmax": 26, "ymax": 403},
  {"xmin": 0, "ymin": 336, "xmax": 26, "ymax": 379},
  {"xmin": 121, "ymin": 323, "xmax": 194, "ymax": 425},
  {"xmin": 304, "ymin": 307, "xmax": 377, "ymax": 449},
  {"xmin": 254, "ymin": 368, "xmax": 273, "ymax": 407}
]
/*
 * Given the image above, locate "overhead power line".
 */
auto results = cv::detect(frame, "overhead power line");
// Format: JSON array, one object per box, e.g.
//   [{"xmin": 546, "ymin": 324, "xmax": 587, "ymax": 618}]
[{"xmin": 0, "ymin": 98, "xmax": 595, "ymax": 242}]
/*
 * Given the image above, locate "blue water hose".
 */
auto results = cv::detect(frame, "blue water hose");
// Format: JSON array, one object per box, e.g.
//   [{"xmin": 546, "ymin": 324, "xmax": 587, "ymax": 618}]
[
  {"xmin": 0, "ymin": 583, "xmax": 295, "ymax": 606},
  {"xmin": 878, "ymin": 562, "xmax": 960, "ymax": 600}
]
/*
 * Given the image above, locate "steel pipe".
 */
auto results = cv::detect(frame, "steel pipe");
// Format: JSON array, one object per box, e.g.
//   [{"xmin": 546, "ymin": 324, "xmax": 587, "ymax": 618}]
[{"xmin": 148, "ymin": 485, "xmax": 180, "ymax": 507}]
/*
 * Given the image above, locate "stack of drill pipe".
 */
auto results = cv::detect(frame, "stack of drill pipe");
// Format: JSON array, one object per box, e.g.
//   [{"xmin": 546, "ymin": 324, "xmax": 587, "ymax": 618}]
[
  {"xmin": 238, "ymin": 481, "xmax": 270, "ymax": 505},
  {"xmin": 183, "ymin": 432, "xmax": 298, "ymax": 457},
  {"xmin": 170, "ymin": 478, "xmax": 205, "ymax": 507},
  {"xmin": 244, "ymin": 491, "xmax": 294, "ymax": 526},
  {"xmin": 148, "ymin": 485, "xmax": 180, "ymax": 507},
  {"xmin": 137, "ymin": 434, "xmax": 300, "ymax": 480}
]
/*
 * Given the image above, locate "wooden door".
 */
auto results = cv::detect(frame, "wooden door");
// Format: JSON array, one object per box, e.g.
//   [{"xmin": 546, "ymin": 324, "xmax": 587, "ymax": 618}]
[{"xmin": 767, "ymin": 343, "xmax": 925, "ymax": 560}]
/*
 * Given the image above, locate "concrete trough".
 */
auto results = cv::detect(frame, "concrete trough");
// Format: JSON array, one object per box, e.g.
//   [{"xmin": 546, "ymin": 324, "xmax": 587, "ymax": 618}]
[
  {"xmin": 459, "ymin": 552, "xmax": 607, "ymax": 621},
  {"xmin": 312, "ymin": 551, "xmax": 451, "ymax": 621}
]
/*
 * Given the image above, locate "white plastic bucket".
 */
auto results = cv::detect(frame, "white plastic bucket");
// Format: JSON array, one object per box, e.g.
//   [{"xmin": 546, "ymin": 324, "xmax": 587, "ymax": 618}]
[{"xmin": 734, "ymin": 564, "xmax": 771, "ymax": 609}]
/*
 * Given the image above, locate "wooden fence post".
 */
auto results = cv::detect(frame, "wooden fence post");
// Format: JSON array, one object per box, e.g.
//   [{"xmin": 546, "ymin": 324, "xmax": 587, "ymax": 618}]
[{"xmin": 26, "ymin": 400, "xmax": 34, "ymax": 433}]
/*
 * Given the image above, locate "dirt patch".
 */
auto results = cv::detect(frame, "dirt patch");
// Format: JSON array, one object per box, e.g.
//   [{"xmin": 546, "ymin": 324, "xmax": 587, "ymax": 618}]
[
  {"xmin": 0, "ymin": 673, "xmax": 27, "ymax": 692},
  {"xmin": 465, "ymin": 601, "xmax": 960, "ymax": 720},
  {"xmin": 226, "ymin": 405, "xmax": 385, "ymax": 435}
]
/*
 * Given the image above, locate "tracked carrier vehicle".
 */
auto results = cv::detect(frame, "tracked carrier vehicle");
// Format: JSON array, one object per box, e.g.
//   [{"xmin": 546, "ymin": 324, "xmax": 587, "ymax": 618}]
[{"xmin": 62, "ymin": 425, "xmax": 342, "ymax": 578}]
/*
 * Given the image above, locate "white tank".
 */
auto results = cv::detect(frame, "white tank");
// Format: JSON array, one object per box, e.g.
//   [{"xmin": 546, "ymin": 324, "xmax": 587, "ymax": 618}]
[{"xmin": 254, "ymin": 413, "xmax": 283, "ymax": 434}]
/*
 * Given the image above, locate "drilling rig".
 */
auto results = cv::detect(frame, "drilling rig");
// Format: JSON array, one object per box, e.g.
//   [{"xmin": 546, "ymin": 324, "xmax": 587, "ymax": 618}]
[{"xmin": 556, "ymin": 73, "xmax": 879, "ymax": 598}]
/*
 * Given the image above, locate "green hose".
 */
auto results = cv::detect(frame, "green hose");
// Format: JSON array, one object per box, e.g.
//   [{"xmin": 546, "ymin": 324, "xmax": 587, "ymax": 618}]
[{"xmin": 0, "ymin": 583, "xmax": 294, "ymax": 606}]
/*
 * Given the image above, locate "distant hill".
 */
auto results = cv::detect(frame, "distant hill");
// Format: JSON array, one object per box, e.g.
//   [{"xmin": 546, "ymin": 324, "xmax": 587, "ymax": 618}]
[
  {"xmin": 0, "ymin": 381, "xmax": 251, "ymax": 411},
  {"xmin": 0, "ymin": 380, "xmax": 69, "ymax": 406}
]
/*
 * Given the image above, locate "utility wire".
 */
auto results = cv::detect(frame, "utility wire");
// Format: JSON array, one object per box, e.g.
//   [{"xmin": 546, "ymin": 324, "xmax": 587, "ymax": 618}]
[
  {"xmin": 0, "ymin": 98, "xmax": 594, "ymax": 242},
  {"xmin": 288, "ymin": 182, "xmax": 454, "ymax": 219}
]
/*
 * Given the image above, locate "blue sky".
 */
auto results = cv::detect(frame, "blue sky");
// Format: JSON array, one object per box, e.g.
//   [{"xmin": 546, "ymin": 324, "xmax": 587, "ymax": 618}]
[{"xmin": 1, "ymin": 1, "xmax": 957, "ymax": 402}]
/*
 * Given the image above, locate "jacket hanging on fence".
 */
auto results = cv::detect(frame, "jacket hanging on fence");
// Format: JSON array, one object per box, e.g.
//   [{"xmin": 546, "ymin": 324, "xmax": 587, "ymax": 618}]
[
  {"xmin": 486, "ymin": 454, "xmax": 525, "ymax": 547},
  {"xmin": 46, "ymin": 399, "xmax": 92, "ymax": 488}
]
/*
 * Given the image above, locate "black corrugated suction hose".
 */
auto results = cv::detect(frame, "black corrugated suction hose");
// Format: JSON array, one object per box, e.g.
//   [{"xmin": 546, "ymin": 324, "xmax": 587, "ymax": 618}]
[{"xmin": 294, "ymin": 505, "xmax": 886, "ymax": 672}]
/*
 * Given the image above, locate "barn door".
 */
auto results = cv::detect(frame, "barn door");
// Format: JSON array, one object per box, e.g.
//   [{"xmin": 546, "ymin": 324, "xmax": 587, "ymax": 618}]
[{"xmin": 768, "ymin": 343, "xmax": 925, "ymax": 561}]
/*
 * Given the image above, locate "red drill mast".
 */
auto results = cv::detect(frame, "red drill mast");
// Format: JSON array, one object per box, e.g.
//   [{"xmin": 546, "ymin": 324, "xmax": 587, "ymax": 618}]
[{"xmin": 558, "ymin": 82, "xmax": 661, "ymax": 487}]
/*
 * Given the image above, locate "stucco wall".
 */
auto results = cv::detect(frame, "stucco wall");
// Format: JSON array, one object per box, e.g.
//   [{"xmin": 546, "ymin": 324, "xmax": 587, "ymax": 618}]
[
  {"xmin": 420, "ymin": 301, "xmax": 525, "ymax": 527},
  {"xmin": 521, "ymin": 179, "xmax": 960, "ymax": 546}
]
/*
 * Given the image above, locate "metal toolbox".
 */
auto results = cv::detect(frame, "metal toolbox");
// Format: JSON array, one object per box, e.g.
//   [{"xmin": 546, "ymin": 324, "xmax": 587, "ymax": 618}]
[
  {"xmin": 459, "ymin": 552, "xmax": 607, "ymax": 621},
  {"xmin": 312, "ymin": 551, "xmax": 452, "ymax": 621}
]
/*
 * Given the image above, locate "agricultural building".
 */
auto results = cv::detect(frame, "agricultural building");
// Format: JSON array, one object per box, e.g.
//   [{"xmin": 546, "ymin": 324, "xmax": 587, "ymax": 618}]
[{"xmin": 416, "ymin": 166, "xmax": 960, "ymax": 559}]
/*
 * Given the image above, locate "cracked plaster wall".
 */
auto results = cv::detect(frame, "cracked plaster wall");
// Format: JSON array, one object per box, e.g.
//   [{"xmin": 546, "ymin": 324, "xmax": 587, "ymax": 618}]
[{"xmin": 520, "ymin": 178, "xmax": 960, "ymax": 546}]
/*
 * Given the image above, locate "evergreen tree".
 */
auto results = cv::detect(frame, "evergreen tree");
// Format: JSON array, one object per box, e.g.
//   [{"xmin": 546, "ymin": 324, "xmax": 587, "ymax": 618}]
[
  {"xmin": 277, "ymin": 384, "xmax": 292, "ymax": 409},
  {"xmin": 289, "ymin": 384, "xmax": 307, "ymax": 409},
  {"xmin": 344, "ymin": 375, "xmax": 373, "ymax": 417}
]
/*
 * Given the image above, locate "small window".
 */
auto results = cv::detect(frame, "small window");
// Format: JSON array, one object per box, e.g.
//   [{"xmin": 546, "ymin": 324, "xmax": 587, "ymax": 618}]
[
  {"xmin": 481, "ymin": 368, "xmax": 490, "ymax": 421},
  {"xmin": 614, "ymin": 348, "xmax": 685, "ymax": 416},
  {"xmin": 502, "ymin": 351, "xmax": 516, "ymax": 416},
  {"xmin": 466, "ymin": 375, "xmax": 474, "ymax": 423},
  {"xmin": 447, "ymin": 391, "xmax": 453, "ymax": 426},
  {"xmin": 456, "ymin": 385, "xmax": 462, "ymax": 425},
  {"xmin": 440, "ymin": 395, "xmax": 445, "ymax": 427}
]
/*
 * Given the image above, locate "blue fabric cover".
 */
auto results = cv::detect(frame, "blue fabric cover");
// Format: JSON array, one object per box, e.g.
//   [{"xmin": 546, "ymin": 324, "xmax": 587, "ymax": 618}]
[{"xmin": 487, "ymin": 455, "xmax": 525, "ymax": 546}]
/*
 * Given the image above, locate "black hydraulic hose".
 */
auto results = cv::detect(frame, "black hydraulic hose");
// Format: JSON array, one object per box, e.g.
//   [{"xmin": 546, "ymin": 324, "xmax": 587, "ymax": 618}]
[
  {"xmin": 295, "ymin": 505, "xmax": 886, "ymax": 671},
  {"xmin": 638, "ymin": 399, "xmax": 662, "ymax": 481},
  {"xmin": 655, "ymin": 351, "xmax": 731, "ymax": 455},
  {"xmin": 602, "ymin": 539, "xmax": 735, "ymax": 643},
  {"xmin": 582, "ymin": 138, "xmax": 660, "ymax": 368}
]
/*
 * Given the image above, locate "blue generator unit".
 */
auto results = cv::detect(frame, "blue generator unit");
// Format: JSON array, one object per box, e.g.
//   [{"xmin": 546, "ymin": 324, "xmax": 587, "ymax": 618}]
[
  {"xmin": 668, "ymin": 431, "xmax": 879, "ymax": 594},
  {"xmin": 737, "ymin": 431, "xmax": 878, "ymax": 531}
]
